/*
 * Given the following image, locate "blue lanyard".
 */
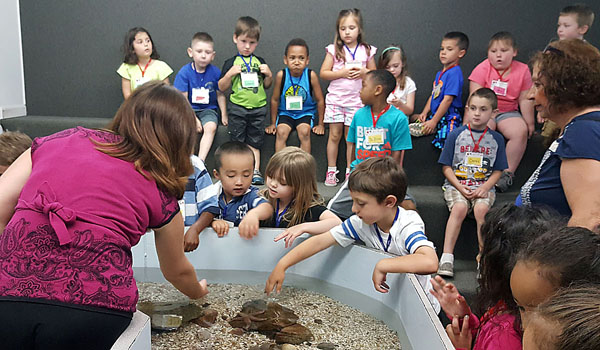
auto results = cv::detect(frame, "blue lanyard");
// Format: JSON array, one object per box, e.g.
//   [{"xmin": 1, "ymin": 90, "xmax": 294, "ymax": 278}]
[
  {"xmin": 374, "ymin": 208, "xmax": 399, "ymax": 252},
  {"xmin": 238, "ymin": 54, "xmax": 253, "ymax": 72},
  {"xmin": 288, "ymin": 68, "xmax": 304, "ymax": 95},
  {"xmin": 275, "ymin": 199, "xmax": 292, "ymax": 228},
  {"xmin": 344, "ymin": 44, "xmax": 359, "ymax": 61}
]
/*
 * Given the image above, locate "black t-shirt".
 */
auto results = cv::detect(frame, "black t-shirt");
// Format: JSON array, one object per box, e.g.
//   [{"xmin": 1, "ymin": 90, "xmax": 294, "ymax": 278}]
[{"xmin": 261, "ymin": 204, "xmax": 327, "ymax": 228}]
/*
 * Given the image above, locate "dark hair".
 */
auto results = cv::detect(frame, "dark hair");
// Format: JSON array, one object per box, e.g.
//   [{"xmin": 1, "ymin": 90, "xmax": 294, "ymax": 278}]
[
  {"xmin": 285, "ymin": 38, "xmax": 309, "ymax": 56},
  {"xmin": 560, "ymin": 4, "xmax": 595, "ymax": 29},
  {"xmin": 122, "ymin": 27, "xmax": 160, "ymax": 65},
  {"xmin": 515, "ymin": 226, "xmax": 600, "ymax": 287},
  {"xmin": 333, "ymin": 8, "xmax": 371, "ymax": 61},
  {"xmin": 443, "ymin": 31, "xmax": 469, "ymax": 52},
  {"xmin": 468, "ymin": 87, "xmax": 498, "ymax": 110},
  {"xmin": 214, "ymin": 141, "xmax": 254, "ymax": 171},
  {"xmin": 348, "ymin": 157, "xmax": 407, "ymax": 204},
  {"xmin": 235, "ymin": 16, "xmax": 261, "ymax": 40},
  {"xmin": 192, "ymin": 32, "xmax": 214, "ymax": 45},
  {"xmin": 475, "ymin": 204, "xmax": 562, "ymax": 320},
  {"xmin": 530, "ymin": 39, "xmax": 600, "ymax": 115},
  {"xmin": 489, "ymin": 31, "xmax": 517, "ymax": 50},
  {"xmin": 0, "ymin": 131, "xmax": 32, "ymax": 167},
  {"xmin": 96, "ymin": 81, "xmax": 196, "ymax": 198},
  {"xmin": 366, "ymin": 69, "xmax": 397, "ymax": 97},
  {"xmin": 377, "ymin": 45, "xmax": 408, "ymax": 90}
]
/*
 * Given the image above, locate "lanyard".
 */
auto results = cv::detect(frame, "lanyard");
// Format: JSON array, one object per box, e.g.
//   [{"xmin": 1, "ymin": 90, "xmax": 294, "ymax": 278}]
[
  {"xmin": 468, "ymin": 123, "xmax": 489, "ymax": 152},
  {"xmin": 238, "ymin": 54, "xmax": 253, "ymax": 72},
  {"xmin": 344, "ymin": 44, "xmax": 359, "ymax": 61},
  {"xmin": 275, "ymin": 199, "xmax": 292, "ymax": 228},
  {"xmin": 219, "ymin": 193, "xmax": 229, "ymax": 218},
  {"xmin": 371, "ymin": 104, "xmax": 391, "ymax": 128},
  {"xmin": 491, "ymin": 62, "xmax": 511, "ymax": 82},
  {"xmin": 192, "ymin": 62, "xmax": 206, "ymax": 85},
  {"xmin": 137, "ymin": 59, "xmax": 152, "ymax": 77},
  {"xmin": 436, "ymin": 63, "xmax": 457, "ymax": 86},
  {"xmin": 288, "ymin": 68, "xmax": 304, "ymax": 95},
  {"xmin": 374, "ymin": 208, "xmax": 399, "ymax": 252}
]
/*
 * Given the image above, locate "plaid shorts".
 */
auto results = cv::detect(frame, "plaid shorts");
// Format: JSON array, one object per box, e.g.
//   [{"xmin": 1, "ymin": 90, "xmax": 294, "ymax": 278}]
[
  {"xmin": 324, "ymin": 104, "xmax": 360, "ymax": 126},
  {"xmin": 443, "ymin": 187, "xmax": 495, "ymax": 212}
]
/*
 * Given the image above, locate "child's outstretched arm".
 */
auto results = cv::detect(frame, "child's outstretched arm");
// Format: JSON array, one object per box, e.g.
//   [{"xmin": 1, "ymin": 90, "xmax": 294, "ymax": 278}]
[
  {"xmin": 372, "ymin": 245, "xmax": 438, "ymax": 293},
  {"xmin": 266, "ymin": 70, "xmax": 284, "ymax": 135},
  {"xmin": 422, "ymin": 95, "xmax": 454, "ymax": 135},
  {"xmin": 518, "ymin": 90, "xmax": 535, "ymax": 138},
  {"xmin": 274, "ymin": 209, "xmax": 341, "ymax": 248},
  {"xmin": 265, "ymin": 232, "xmax": 338, "ymax": 295},
  {"xmin": 238, "ymin": 202, "xmax": 273, "ymax": 239},
  {"xmin": 121, "ymin": 78, "xmax": 132, "ymax": 99},
  {"xmin": 310, "ymin": 70, "xmax": 326, "ymax": 135},
  {"xmin": 184, "ymin": 211, "xmax": 215, "ymax": 252}
]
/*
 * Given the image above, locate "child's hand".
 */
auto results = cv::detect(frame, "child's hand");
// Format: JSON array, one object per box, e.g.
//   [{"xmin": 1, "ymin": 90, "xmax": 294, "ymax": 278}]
[
  {"xmin": 446, "ymin": 314, "xmax": 472, "ymax": 350},
  {"xmin": 259, "ymin": 64, "xmax": 272, "ymax": 79},
  {"xmin": 417, "ymin": 113, "xmax": 428, "ymax": 123},
  {"xmin": 196, "ymin": 118, "xmax": 203, "ymax": 133},
  {"xmin": 221, "ymin": 114, "xmax": 228, "ymax": 126},
  {"xmin": 265, "ymin": 264, "xmax": 286, "ymax": 295},
  {"xmin": 372, "ymin": 261, "xmax": 390, "ymax": 293},
  {"xmin": 274, "ymin": 224, "xmax": 307, "ymax": 248},
  {"xmin": 347, "ymin": 67, "xmax": 361, "ymax": 80},
  {"xmin": 265, "ymin": 124, "xmax": 277, "ymax": 134},
  {"xmin": 430, "ymin": 276, "xmax": 470, "ymax": 318},
  {"xmin": 421, "ymin": 119, "xmax": 437, "ymax": 135},
  {"xmin": 183, "ymin": 226, "xmax": 201, "ymax": 252},
  {"xmin": 312, "ymin": 124, "xmax": 325, "ymax": 135},
  {"xmin": 238, "ymin": 212, "xmax": 259, "ymax": 239},
  {"xmin": 389, "ymin": 96, "xmax": 400, "ymax": 107},
  {"xmin": 211, "ymin": 219, "xmax": 230, "ymax": 237},
  {"xmin": 226, "ymin": 65, "xmax": 243, "ymax": 78},
  {"xmin": 457, "ymin": 184, "xmax": 474, "ymax": 200},
  {"xmin": 471, "ymin": 187, "xmax": 489, "ymax": 199}
]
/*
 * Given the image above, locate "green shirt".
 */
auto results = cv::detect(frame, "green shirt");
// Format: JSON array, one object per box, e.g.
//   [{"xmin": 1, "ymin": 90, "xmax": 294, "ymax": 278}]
[{"xmin": 220, "ymin": 55, "xmax": 267, "ymax": 109}]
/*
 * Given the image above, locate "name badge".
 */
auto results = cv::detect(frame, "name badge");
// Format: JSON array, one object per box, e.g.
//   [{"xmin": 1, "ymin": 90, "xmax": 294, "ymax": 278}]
[
  {"xmin": 491, "ymin": 80, "xmax": 508, "ymax": 96},
  {"xmin": 241, "ymin": 72, "xmax": 259, "ymax": 88},
  {"xmin": 366, "ymin": 128, "xmax": 385, "ymax": 145},
  {"xmin": 465, "ymin": 152, "xmax": 483, "ymax": 167},
  {"xmin": 135, "ymin": 76, "xmax": 151, "ymax": 87},
  {"xmin": 345, "ymin": 61, "xmax": 362, "ymax": 70},
  {"xmin": 192, "ymin": 87, "xmax": 210, "ymax": 104},
  {"xmin": 178, "ymin": 199, "xmax": 186, "ymax": 218},
  {"xmin": 432, "ymin": 81, "xmax": 443, "ymax": 99},
  {"xmin": 285, "ymin": 95, "xmax": 303, "ymax": 110}
]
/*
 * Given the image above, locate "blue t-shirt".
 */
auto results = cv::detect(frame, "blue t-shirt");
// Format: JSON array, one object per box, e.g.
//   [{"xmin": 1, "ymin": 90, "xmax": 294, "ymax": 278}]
[
  {"xmin": 278, "ymin": 67, "xmax": 316, "ymax": 120},
  {"xmin": 439, "ymin": 125, "xmax": 508, "ymax": 190},
  {"xmin": 174, "ymin": 63, "xmax": 221, "ymax": 111},
  {"xmin": 347, "ymin": 105, "xmax": 412, "ymax": 169},
  {"xmin": 430, "ymin": 65, "xmax": 463, "ymax": 116},
  {"xmin": 518, "ymin": 112, "xmax": 600, "ymax": 216},
  {"xmin": 182, "ymin": 156, "xmax": 219, "ymax": 226},
  {"xmin": 197, "ymin": 182, "xmax": 267, "ymax": 225}
]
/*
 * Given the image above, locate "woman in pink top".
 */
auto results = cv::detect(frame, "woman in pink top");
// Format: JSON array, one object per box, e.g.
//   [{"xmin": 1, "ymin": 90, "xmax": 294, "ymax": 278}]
[
  {"xmin": 0, "ymin": 82, "xmax": 208, "ymax": 349},
  {"xmin": 468, "ymin": 32, "xmax": 535, "ymax": 192}
]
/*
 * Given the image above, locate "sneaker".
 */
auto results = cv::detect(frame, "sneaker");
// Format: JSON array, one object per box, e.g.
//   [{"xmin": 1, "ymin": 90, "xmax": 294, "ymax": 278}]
[
  {"xmin": 252, "ymin": 170, "xmax": 264, "ymax": 185},
  {"xmin": 409, "ymin": 122, "xmax": 425, "ymax": 137},
  {"xmin": 324, "ymin": 170, "xmax": 339, "ymax": 186},
  {"xmin": 495, "ymin": 171, "xmax": 514, "ymax": 193},
  {"xmin": 437, "ymin": 261, "xmax": 454, "ymax": 278}
]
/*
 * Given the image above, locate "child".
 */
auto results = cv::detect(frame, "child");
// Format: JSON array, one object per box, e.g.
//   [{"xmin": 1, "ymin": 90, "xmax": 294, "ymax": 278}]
[
  {"xmin": 265, "ymin": 157, "xmax": 440, "ymax": 313},
  {"xmin": 413, "ymin": 32, "xmax": 469, "ymax": 149},
  {"xmin": 557, "ymin": 4, "xmax": 595, "ymax": 41},
  {"xmin": 468, "ymin": 32, "xmax": 535, "ymax": 192},
  {"xmin": 266, "ymin": 39, "xmax": 325, "ymax": 153},
  {"xmin": 117, "ymin": 27, "xmax": 172, "ymax": 99},
  {"xmin": 327, "ymin": 69, "xmax": 414, "ymax": 221},
  {"xmin": 218, "ymin": 16, "xmax": 273, "ymax": 185},
  {"xmin": 192, "ymin": 141, "xmax": 272, "ymax": 241},
  {"xmin": 320, "ymin": 8, "xmax": 377, "ymax": 186},
  {"xmin": 260, "ymin": 147, "xmax": 341, "ymax": 247},
  {"xmin": 0, "ymin": 131, "xmax": 32, "ymax": 176},
  {"xmin": 377, "ymin": 45, "xmax": 417, "ymax": 116},
  {"xmin": 523, "ymin": 285, "xmax": 600, "ymax": 350},
  {"xmin": 437, "ymin": 88, "xmax": 508, "ymax": 277},
  {"xmin": 174, "ymin": 32, "xmax": 227, "ymax": 161},
  {"xmin": 431, "ymin": 204, "xmax": 559, "ymax": 350}
]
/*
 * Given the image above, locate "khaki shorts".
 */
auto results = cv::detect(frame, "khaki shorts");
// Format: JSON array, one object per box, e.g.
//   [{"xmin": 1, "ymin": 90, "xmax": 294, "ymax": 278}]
[{"xmin": 443, "ymin": 187, "xmax": 495, "ymax": 212}]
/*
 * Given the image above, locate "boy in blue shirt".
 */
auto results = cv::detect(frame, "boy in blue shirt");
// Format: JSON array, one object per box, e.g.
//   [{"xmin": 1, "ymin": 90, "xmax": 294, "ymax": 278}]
[
  {"xmin": 413, "ymin": 32, "xmax": 469, "ymax": 149},
  {"xmin": 174, "ymin": 32, "xmax": 227, "ymax": 161}
]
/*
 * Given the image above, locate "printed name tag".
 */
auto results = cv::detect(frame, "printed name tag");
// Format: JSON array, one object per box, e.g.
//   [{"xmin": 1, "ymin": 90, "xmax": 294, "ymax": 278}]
[
  {"xmin": 135, "ymin": 76, "xmax": 151, "ymax": 87},
  {"xmin": 491, "ymin": 80, "xmax": 508, "ymax": 96},
  {"xmin": 191, "ymin": 87, "xmax": 210, "ymax": 104},
  {"xmin": 366, "ymin": 128, "xmax": 385, "ymax": 145},
  {"xmin": 285, "ymin": 95, "xmax": 303, "ymax": 110},
  {"xmin": 465, "ymin": 152, "xmax": 483, "ymax": 167},
  {"xmin": 241, "ymin": 72, "xmax": 259, "ymax": 88},
  {"xmin": 345, "ymin": 61, "xmax": 362, "ymax": 70}
]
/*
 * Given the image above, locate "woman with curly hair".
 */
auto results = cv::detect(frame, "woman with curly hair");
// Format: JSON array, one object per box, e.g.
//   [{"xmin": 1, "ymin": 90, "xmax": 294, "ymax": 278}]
[{"xmin": 518, "ymin": 39, "xmax": 600, "ymax": 230}]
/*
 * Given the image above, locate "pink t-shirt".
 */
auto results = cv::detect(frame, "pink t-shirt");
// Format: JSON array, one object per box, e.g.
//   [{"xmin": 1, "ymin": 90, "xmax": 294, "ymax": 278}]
[
  {"xmin": 468, "ymin": 59, "xmax": 532, "ymax": 113},
  {"xmin": 325, "ymin": 43, "xmax": 377, "ymax": 108},
  {"xmin": 450, "ymin": 309, "xmax": 522, "ymax": 350},
  {"xmin": 0, "ymin": 127, "xmax": 180, "ymax": 313}
]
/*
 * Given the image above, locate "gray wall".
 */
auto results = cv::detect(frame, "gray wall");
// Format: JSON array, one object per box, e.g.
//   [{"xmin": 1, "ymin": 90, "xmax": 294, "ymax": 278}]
[{"xmin": 20, "ymin": 0, "xmax": 599, "ymax": 118}]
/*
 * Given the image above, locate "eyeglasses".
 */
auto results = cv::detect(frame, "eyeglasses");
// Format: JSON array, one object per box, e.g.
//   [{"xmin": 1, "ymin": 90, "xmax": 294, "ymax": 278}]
[{"xmin": 542, "ymin": 45, "xmax": 564, "ymax": 56}]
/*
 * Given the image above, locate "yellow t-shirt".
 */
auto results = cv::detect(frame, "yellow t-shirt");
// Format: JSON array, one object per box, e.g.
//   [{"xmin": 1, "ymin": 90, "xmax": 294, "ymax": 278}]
[{"xmin": 117, "ymin": 60, "xmax": 173, "ymax": 91}]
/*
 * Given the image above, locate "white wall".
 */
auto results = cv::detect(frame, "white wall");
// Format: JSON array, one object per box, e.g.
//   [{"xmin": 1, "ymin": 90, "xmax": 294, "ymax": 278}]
[{"xmin": 0, "ymin": 0, "xmax": 26, "ymax": 120}]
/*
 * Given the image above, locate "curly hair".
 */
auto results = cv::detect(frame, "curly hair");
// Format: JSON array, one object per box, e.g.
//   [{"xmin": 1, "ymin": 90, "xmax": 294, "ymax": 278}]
[{"xmin": 531, "ymin": 39, "xmax": 600, "ymax": 115}]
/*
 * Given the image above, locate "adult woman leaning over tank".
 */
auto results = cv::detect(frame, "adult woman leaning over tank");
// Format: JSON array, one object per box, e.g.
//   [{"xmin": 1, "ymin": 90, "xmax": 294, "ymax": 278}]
[
  {"xmin": 518, "ymin": 39, "xmax": 600, "ymax": 230},
  {"xmin": 0, "ymin": 81, "xmax": 209, "ymax": 349}
]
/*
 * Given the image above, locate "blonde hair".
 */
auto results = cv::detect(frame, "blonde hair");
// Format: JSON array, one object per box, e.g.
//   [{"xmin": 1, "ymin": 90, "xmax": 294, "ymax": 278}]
[
  {"xmin": 262, "ymin": 147, "xmax": 323, "ymax": 226},
  {"xmin": 333, "ymin": 8, "xmax": 371, "ymax": 62}
]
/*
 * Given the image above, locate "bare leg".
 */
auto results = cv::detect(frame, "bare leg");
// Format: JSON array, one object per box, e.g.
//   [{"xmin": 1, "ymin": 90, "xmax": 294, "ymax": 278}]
[
  {"xmin": 496, "ymin": 118, "xmax": 527, "ymax": 173},
  {"xmin": 249, "ymin": 145, "xmax": 261, "ymax": 171},
  {"xmin": 275, "ymin": 124, "xmax": 292, "ymax": 153},
  {"xmin": 327, "ymin": 123, "xmax": 343, "ymax": 167},
  {"xmin": 442, "ymin": 203, "xmax": 469, "ymax": 254},
  {"xmin": 197, "ymin": 122, "xmax": 217, "ymax": 161},
  {"xmin": 296, "ymin": 123, "xmax": 312, "ymax": 154},
  {"xmin": 473, "ymin": 203, "xmax": 490, "ymax": 253}
]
